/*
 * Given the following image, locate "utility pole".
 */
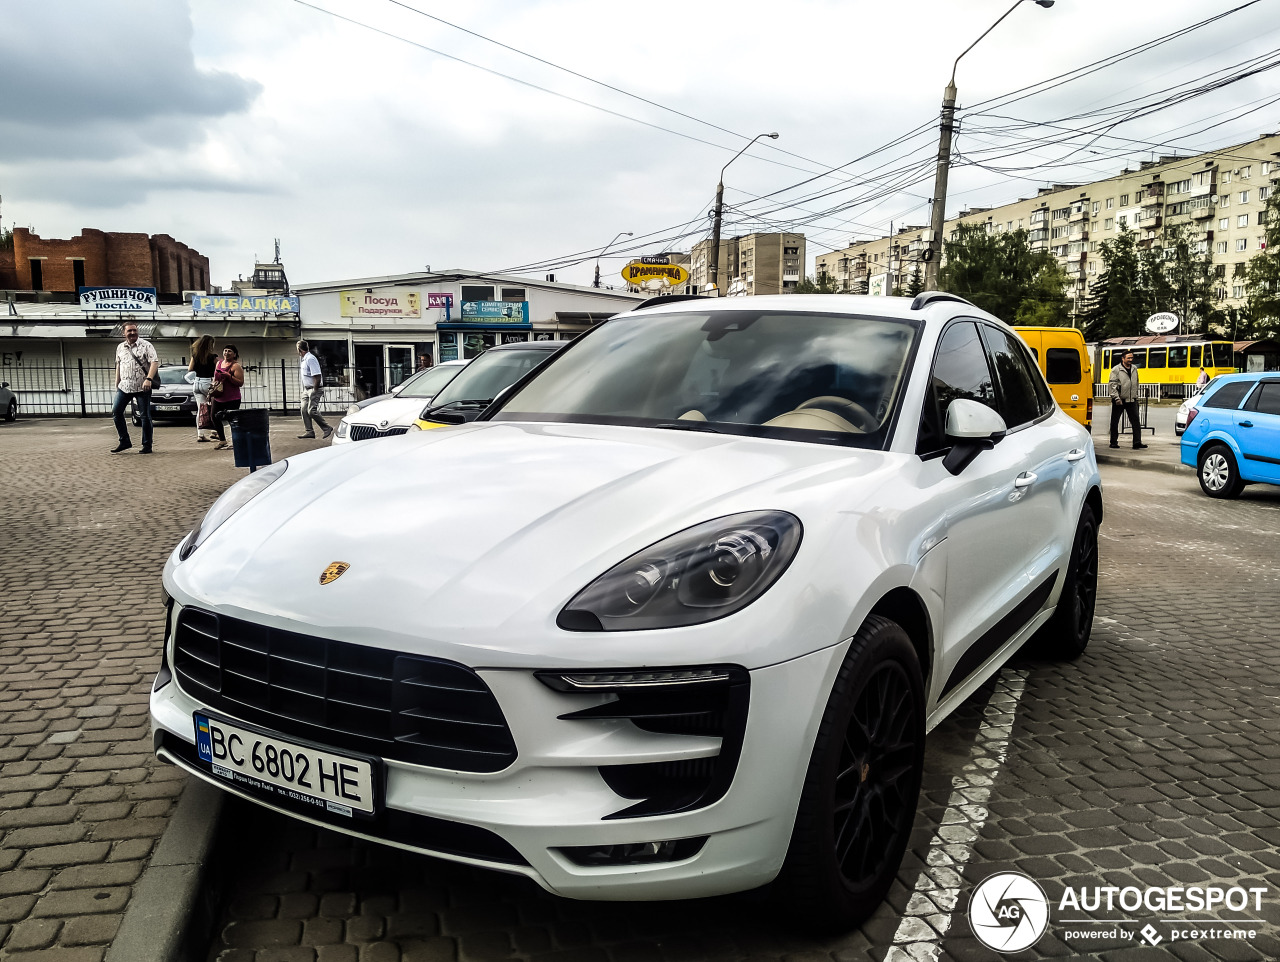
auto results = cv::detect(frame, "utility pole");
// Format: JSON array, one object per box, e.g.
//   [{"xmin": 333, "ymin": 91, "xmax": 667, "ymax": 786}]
[
  {"xmin": 709, "ymin": 132, "xmax": 779, "ymax": 294},
  {"xmin": 923, "ymin": 0, "xmax": 1054, "ymax": 291}
]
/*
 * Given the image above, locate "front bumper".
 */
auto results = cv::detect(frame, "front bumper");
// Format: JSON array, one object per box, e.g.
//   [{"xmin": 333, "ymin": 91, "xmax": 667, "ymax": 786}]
[{"xmin": 149, "ymin": 607, "xmax": 845, "ymax": 900}]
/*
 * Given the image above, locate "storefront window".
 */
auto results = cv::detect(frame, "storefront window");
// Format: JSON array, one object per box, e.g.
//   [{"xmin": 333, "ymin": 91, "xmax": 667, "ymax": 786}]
[{"xmin": 310, "ymin": 340, "xmax": 350, "ymax": 388}]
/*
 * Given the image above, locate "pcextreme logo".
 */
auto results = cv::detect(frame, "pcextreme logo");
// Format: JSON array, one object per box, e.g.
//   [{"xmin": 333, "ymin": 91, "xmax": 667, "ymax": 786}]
[{"xmin": 968, "ymin": 872, "xmax": 1051, "ymax": 953}]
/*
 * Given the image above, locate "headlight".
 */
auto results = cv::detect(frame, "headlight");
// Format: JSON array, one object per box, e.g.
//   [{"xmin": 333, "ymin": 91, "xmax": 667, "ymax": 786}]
[
  {"xmin": 346, "ymin": 403, "xmax": 361, "ymax": 416},
  {"xmin": 179, "ymin": 460, "xmax": 288, "ymax": 560},
  {"xmin": 558, "ymin": 511, "xmax": 802, "ymax": 631},
  {"xmin": 335, "ymin": 419, "xmax": 350, "ymax": 439}
]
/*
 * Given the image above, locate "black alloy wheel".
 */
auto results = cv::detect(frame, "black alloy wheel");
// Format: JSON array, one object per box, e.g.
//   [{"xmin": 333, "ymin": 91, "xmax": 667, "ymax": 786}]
[
  {"xmin": 778, "ymin": 615, "xmax": 925, "ymax": 931},
  {"xmin": 1032, "ymin": 504, "xmax": 1098, "ymax": 659}
]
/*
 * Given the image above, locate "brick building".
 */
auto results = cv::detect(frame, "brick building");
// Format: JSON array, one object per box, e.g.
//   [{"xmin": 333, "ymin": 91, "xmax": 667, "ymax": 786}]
[{"xmin": 0, "ymin": 228, "xmax": 210, "ymax": 300}]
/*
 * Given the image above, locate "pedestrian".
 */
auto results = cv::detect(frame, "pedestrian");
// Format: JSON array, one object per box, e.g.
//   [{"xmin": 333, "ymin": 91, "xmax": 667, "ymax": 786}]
[
  {"xmin": 111, "ymin": 320, "xmax": 159, "ymax": 454},
  {"xmin": 296, "ymin": 340, "xmax": 332, "ymax": 440},
  {"xmin": 1108, "ymin": 351, "xmax": 1147, "ymax": 450},
  {"xmin": 1195, "ymin": 366, "xmax": 1210, "ymax": 391},
  {"xmin": 210, "ymin": 344, "xmax": 244, "ymax": 451},
  {"xmin": 187, "ymin": 334, "xmax": 218, "ymax": 442},
  {"xmin": 416, "ymin": 353, "xmax": 431, "ymax": 372}
]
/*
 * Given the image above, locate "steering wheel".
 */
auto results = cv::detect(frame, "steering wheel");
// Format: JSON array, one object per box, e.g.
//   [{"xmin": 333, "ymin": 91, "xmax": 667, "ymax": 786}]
[{"xmin": 796, "ymin": 396, "xmax": 879, "ymax": 433}]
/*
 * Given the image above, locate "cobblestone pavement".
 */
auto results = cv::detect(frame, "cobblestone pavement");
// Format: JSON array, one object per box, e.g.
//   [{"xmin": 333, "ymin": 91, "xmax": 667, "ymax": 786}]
[
  {"xmin": 0, "ymin": 417, "xmax": 333, "ymax": 961},
  {"xmin": 199, "ymin": 463, "xmax": 1280, "ymax": 962}
]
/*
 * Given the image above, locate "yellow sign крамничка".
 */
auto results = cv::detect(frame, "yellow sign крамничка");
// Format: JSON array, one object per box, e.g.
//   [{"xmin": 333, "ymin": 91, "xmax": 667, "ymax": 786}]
[{"xmin": 621, "ymin": 262, "xmax": 689, "ymax": 286}]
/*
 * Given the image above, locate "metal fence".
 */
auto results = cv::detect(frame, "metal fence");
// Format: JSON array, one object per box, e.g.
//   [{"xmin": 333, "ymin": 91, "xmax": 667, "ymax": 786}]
[
  {"xmin": 1092, "ymin": 382, "xmax": 1197, "ymax": 401},
  {"xmin": 1, "ymin": 359, "xmax": 407, "ymax": 417}
]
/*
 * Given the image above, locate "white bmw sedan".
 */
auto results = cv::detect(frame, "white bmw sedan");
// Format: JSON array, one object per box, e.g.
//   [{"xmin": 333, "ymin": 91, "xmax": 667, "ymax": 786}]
[{"xmin": 150, "ymin": 293, "xmax": 1101, "ymax": 929}]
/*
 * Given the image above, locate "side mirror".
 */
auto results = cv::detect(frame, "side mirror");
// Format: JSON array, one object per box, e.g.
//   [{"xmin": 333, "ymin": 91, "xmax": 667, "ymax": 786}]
[
  {"xmin": 942, "ymin": 399, "xmax": 1007, "ymax": 475},
  {"xmin": 945, "ymin": 398, "xmax": 1007, "ymax": 441}
]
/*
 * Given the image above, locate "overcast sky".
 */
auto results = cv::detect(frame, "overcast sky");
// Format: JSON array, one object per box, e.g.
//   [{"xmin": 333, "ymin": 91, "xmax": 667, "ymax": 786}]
[{"xmin": 2, "ymin": 0, "xmax": 1278, "ymax": 289}]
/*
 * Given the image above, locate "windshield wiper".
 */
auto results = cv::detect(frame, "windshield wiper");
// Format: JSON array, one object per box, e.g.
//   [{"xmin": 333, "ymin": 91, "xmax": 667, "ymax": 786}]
[{"xmin": 651, "ymin": 420, "xmax": 726, "ymax": 434}]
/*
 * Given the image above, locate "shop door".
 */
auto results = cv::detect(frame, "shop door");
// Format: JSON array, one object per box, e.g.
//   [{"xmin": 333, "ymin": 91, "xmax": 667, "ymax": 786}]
[
  {"xmin": 353, "ymin": 344, "xmax": 385, "ymax": 400},
  {"xmin": 385, "ymin": 345, "xmax": 414, "ymax": 390}
]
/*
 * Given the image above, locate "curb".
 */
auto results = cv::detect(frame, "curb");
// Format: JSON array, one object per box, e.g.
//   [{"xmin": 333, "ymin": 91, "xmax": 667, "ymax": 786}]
[
  {"xmin": 106, "ymin": 777, "xmax": 224, "ymax": 962},
  {"xmin": 1095, "ymin": 451, "xmax": 1193, "ymax": 477}
]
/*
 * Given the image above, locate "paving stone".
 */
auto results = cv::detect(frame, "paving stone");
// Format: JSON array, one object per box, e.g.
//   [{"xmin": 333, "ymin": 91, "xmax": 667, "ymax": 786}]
[{"xmin": 60, "ymin": 913, "xmax": 123, "ymax": 946}]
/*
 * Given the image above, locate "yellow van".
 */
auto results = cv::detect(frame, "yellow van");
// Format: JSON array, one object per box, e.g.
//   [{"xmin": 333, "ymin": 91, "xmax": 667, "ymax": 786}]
[{"xmin": 1014, "ymin": 326, "xmax": 1092, "ymax": 429}]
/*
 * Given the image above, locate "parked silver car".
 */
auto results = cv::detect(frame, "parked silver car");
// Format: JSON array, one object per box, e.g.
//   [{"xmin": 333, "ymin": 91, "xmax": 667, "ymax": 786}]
[
  {"xmin": 131, "ymin": 365, "xmax": 199, "ymax": 425},
  {"xmin": 0, "ymin": 381, "xmax": 16, "ymax": 421}
]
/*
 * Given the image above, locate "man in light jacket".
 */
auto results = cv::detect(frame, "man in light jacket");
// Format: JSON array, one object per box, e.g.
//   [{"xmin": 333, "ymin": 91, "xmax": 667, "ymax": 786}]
[
  {"xmin": 297, "ymin": 340, "xmax": 333, "ymax": 440},
  {"xmin": 1108, "ymin": 351, "xmax": 1147, "ymax": 449}
]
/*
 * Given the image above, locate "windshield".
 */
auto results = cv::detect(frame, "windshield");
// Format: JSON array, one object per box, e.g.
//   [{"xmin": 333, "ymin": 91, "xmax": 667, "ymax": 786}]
[
  {"xmin": 426, "ymin": 349, "xmax": 558, "ymax": 411},
  {"xmin": 398, "ymin": 364, "xmax": 463, "ymax": 398},
  {"xmin": 159, "ymin": 367, "xmax": 189, "ymax": 386},
  {"xmin": 493, "ymin": 310, "xmax": 920, "ymax": 448}
]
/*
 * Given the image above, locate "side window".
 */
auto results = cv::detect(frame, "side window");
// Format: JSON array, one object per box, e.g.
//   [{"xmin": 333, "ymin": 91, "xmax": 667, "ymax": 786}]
[
  {"xmin": 1190, "ymin": 345, "xmax": 1202, "ymax": 367},
  {"xmin": 916, "ymin": 322, "xmax": 997, "ymax": 456},
  {"xmin": 1045, "ymin": 348, "xmax": 1082, "ymax": 384},
  {"xmin": 980, "ymin": 325, "xmax": 1048, "ymax": 428},
  {"xmin": 1247, "ymin": 382, "xmax": 1280, "ymax": 416},
  {"xmin": 1202, "ymin": 381, "xmax": 1253, "ymax": 410}
]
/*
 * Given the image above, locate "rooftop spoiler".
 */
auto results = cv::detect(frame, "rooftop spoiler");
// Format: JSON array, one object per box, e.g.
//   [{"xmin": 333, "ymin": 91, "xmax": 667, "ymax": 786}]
[
  {"xmin": 632, "ymin": 294, "xmax": 708, "ymax": 311},
  {"xmin": 910, "ymin": 291, "xmax": 975, "ymax": 311}
]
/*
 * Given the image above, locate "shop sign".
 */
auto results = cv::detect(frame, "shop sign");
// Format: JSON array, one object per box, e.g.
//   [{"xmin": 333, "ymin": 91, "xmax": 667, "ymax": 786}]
[
  {"xmin": 1145, "ymin": 312, "xmax": 1179, "ymax": 334},
  {"xmin": 640, "ymin": 255, "xmax": 671, "ymax": 265},
  {"xmin": 79, "ymin": 287, "xmax": 157, "ymax": 311},
  {"xmin": 340, "ymin": 290, "xmax": 421, "ymax": 318},
  {"xmin": 621, "ymin": 262, "xmax": 689, "ymax": 286},
  {"xmin": 191, "ymin": 293, "xmax": 300, "ymax": 313},
  {"xmin": 868, "ymin": 272, "xmax": 890, "ymax": 297},
  {"xmin": 460, "ymin": 300, "xmax": 529, "ymax": 324},
  {"xmin": 426, "ymin": 293, "xmax": 453, "ymax": 309}
]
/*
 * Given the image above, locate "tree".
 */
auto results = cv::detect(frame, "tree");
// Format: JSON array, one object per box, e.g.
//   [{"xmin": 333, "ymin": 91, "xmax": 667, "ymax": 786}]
[
  {"xmin": 906, "ymin": 264, "xmax": 925, "ymax": 297},
  {"xmin": 1242, "ymin": 180, "xmax": 1280, "ymax": 337},
  {"xmin": 1081, "ymin": 227, "xmax": 1146, "ymax": 340},
  {"xmin": 1159, "ymin": 224, "xmax": 1216, "ymax": 334},
  {"xmin": 938, "ymin": 224, "xmax": 1069, "ymax": 323},
  {"xmin": 792, "ymin": 271, "xmax": 843, "ymax": 294}
]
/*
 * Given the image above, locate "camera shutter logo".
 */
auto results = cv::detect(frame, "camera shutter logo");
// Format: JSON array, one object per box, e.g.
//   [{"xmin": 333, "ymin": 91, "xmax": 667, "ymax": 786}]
[{"xmin": 968, "ymin": 872, "xmax": 1050, "ymax": 953}]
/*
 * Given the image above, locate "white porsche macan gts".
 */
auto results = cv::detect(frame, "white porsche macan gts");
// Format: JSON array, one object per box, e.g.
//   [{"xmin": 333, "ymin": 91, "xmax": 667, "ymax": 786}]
[{"xmin": 150, "ymin": 293, "xmax": 1102, "ymax": 929}]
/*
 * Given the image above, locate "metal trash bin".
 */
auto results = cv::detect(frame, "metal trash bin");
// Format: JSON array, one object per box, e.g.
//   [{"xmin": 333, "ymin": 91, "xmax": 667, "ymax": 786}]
[{"xmin": 230, "ymin": 408, "xmax": 272, "ymax": 471}]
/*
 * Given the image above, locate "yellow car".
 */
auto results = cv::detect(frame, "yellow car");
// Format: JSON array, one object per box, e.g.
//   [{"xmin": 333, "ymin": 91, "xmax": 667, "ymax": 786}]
[{"xmin": 1014, "ymin": 326, "xmax": 1092, "ymax": 429}]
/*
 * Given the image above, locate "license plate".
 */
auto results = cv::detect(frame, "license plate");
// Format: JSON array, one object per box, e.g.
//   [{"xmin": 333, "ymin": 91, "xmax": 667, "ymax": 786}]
[
  {"xmin": 155, "ymin": 405, "xmax": 182, "ymax": 411},
  {"xmin": 194, "ymin": 713, "xmax": 376, "ymax": 816}
]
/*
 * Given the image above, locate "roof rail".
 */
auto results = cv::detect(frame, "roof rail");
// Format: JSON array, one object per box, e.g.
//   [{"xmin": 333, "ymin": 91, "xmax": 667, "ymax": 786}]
[
  {"xmin": 632, "ymin": 294, "xmax": 707, "ymax": 311},
  {"xmin": 910, "ymin": 291, "xmax": 975, "ymax": 311}
]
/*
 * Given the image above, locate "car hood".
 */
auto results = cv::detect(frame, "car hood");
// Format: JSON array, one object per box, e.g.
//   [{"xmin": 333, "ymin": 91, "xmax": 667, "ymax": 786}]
[
  {"xmin": 172, "ymin": 421, "xmax": 895, "ymax": 654},
  {"xmin": 345, "ymin": 395, "xmax": 435, "ymax": 427}
]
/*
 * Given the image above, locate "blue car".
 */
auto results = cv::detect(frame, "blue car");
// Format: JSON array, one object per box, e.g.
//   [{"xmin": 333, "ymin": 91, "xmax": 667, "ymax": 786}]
[{"xmin": 1180, "ymin": 372, "xmax": 1280, "ymax": 498}]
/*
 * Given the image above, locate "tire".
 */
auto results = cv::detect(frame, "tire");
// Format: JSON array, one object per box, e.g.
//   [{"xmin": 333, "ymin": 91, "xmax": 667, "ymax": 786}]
[
  {"xmin": 1032, "ymin": 505, "xmax": 1098, "ymax": 659},
  {"xmin": 776, "ymin": 615, "xmax": 925, "ymax": 931},
  {"xmin": 1198, "ymin": 444, "xmax": 1243, "ymax": 499},
  {"xmin": 4, "ymin": 400, "xmax": 15, "ymax": 422}
]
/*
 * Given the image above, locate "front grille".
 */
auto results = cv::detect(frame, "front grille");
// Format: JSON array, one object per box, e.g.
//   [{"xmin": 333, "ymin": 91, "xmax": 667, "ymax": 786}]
[
  {"xmin": 350, "ymin": 424, "xmax": 409, "ymax": 442},
  {"xmin": 173, "ymin": 608, "xmax": 517, "ymax": 773}
]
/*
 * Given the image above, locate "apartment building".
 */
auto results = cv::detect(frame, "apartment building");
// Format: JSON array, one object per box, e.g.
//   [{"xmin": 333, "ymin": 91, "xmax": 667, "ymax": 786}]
[
  {"xmin": 816, "ymin": 131, "xmax": 1280, "ymax": 314},
  {"xmin": 690, "ymin": 232, "xmax": 806, "ymax": 295}
]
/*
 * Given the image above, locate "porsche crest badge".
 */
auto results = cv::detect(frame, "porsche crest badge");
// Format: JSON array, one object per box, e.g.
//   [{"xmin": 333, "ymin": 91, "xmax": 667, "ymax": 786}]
[{"xmin": 319, "ymin": 562, "xmax": 350, "ymax": 585}]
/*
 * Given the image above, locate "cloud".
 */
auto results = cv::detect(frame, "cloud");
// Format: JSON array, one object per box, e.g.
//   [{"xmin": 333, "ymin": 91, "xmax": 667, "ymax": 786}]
[{"xmin": 0, "ymin": 0, "xmax": 259, "ymax": 160}]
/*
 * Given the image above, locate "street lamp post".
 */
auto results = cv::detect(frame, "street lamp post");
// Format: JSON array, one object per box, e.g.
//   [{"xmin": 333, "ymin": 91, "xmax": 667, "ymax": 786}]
[
  {"xmin": 923, "ymin": 0, "xmax": 1054, "ymax": 291},
  {"xmin": 709, "ymin": 132, "xmax": 779, "ymax": 295},
  {"xmin": 594, "ymin": 231, "xmax": 633, "ymax": 288}
]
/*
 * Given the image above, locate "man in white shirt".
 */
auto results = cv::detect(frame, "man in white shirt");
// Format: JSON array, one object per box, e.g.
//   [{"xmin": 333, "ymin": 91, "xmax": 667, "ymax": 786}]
[
  {"xmin": 112, "ymin": 321, "xmax": 159, "ymax": 454},
  {"xmin": 297, "ymin": 340, "xmax": 332, "ymax": 440}
]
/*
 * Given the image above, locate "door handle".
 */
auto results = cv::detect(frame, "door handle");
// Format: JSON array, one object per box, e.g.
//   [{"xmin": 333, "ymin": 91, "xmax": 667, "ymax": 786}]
[
  {"xmin": 1239, "ymin": 420, "xmax": 1253, "ymax": 428},
  {"xmin": 1014, "ymin": 472, "xmax": 1038, "ymax": 488},
  {"xmin": 1065, "ymin": 448, "xmax": 1087, "ymax": 462}
]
